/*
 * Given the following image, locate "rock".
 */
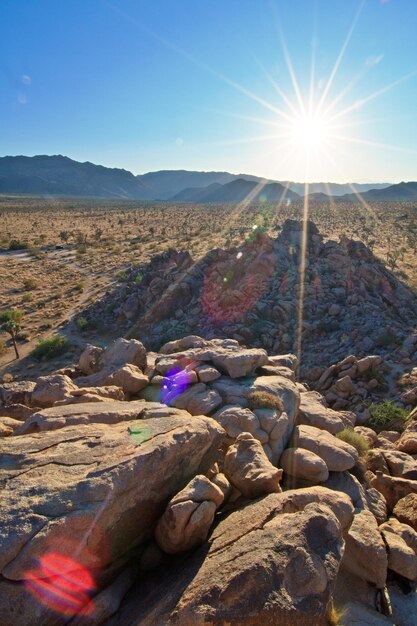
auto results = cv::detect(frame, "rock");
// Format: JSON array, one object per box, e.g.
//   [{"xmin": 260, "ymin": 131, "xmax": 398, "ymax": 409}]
[
  {"xmin": 322, "ymin": 471, "xmax": 369, "ymax": 510},
  {"xmin": 31, "ymin": 374, "xmax": 77, "ymax": 408},
  {"xmin": 224, "ymin": 432, "xmax": 283, "ymax": 498},
  {"xmin": 98, "ymin": 337, "xmax": 147, "ymax": 371},
  {"xmin": 329, "ymin": 303, "xmax": 341, "ymax": 316},
  {"xmin": 78, "ymin": 343, "xmax": 104, "ymax": 375},
  {"xmin": 106, "ymin": 364, "xmax": 149, "ymax": 395},
  {"xmin": 365, "ymin": 488, "xmax": 388, "ymax": 525},
  {"xmin": 293, "ymin": 424, "xmax": 359, "ymax": 471},
  {"xmin": 354, "ymin": 426, "xmax": 378, "ymax": 446},
  {"xmin": 380, "ymin": 528, "xmax": 417, "ymax": 580},
  {"xmin": 114, "ymin": 487, "xmax": 353, "ymax": 626},
  {"xmin": 0, "ymin": 403, "xmax": 37, "ymax": 421},
  {"xmin": 159, "ymin": 335, "xmax": 209, "ymax": 354},
  {"xmin": 155, "ymin": 475, "xmax": 224, "ymax": 554},
  {"xmin": 213, "ymin": 405, "xmax": 265, "ymax": 442},
  {"xmin": 169, "ymin": 382, "xmax": 222, "ymax": 416},
  {"xmin": 343, "ymin": 509, "xmax": 388, "ymax": 588},
  {"xmin": 280, "ymin": 447, "xmax": 329, "ymax": 483},
  {"xmin": 12, "ymin": 400, "xmax": 172, "ymax": 435},
  {"xmin": 380, "ymin": 517, "xmax": 417, "ymax": 554},
  {"xmin": 397, "ymin": 431, "xmax": 417, "ymax": 455},
  {"xmin": 59, "ymin": 385, "xmax": 125, "ymax": 403},
  {"xmin": 0, "ymin": 411, "xmax": 224, "ymax": 624},
  {"xmin": 210, "ymin": 345, "xmax": 268, "ymax": 378},
  {"xmin": 339, "ymin": 601, "xmax": 393, "ymax": 626},
  {"xmin": 70, "ymin": 564, "xmax": 138, "ymax": 626},
  {"xmin": 382, "ymin": 450, "xmax": 417, "ymax": 480},
  {"xmin": 370, "ymin": 471, "xmax": 417, "ymax": 512},
  {"xmin": 0, "ymin": 380, "xmax": 36, "ymax": 407},
  {"xmin": 393, "ymin": 494, "xmax": 417, "ymax": 531},
  {"xmin": 0, "ymin": 416, "xmax": 23, "ymax": 437},
  {"xmin": 195, "ymin": 363, "xmax": 221, "ymax": 383},
  {"xmin": 298, "ymin": 391, "xmax": 345, "ymax": 434}
]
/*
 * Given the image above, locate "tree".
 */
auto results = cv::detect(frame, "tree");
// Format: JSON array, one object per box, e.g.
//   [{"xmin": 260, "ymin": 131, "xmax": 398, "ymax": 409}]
[{"xmin": 0, "ymin": 309, "xmax": 23, "ymax": 359}]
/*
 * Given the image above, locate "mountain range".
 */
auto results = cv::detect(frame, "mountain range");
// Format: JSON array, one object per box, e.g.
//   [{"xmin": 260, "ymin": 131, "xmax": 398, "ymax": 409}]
[{"xmin": 0, "ymin": 154, "xmax": 416, "ymax": 202}]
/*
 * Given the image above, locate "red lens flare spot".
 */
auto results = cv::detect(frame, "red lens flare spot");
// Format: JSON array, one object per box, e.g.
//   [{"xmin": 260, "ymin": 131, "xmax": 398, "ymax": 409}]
[{"xmin": 25, "ymin": 553, "xmax": 95, "ymax": 616}]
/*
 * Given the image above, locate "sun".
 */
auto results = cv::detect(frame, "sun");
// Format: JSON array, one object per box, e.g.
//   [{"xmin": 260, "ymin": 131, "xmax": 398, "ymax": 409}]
[{"xmin": 290, "ymin": 112, "xmax": 330, "ymax": 151}]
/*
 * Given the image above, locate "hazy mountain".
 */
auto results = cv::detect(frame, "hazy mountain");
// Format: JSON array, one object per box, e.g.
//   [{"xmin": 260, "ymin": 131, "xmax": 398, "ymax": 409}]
[
  {"xmin": 0, "ymin": 155, "xmax": 154, "ymax": 199},
  {"xmin": 339, "ymin": 181, "xmax": 417, "ymax": 202},
  {"xmin": 136, "ymin": 169, "xmax": 264, "ymax": 200},
  {"xmin": 171, "ymin": 178, "xmax": 301, "ymax": 203},
  {"xmin": 288, "ymin": 181, "xmax": 390, "ymax": 196},
  {"xmin": 0, "ymin": 155, "xmax": 400, "ymax": 201}
]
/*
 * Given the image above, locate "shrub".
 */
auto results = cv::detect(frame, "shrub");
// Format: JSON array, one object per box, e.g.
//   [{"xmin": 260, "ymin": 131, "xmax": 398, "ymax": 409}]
[
  {"xmin": 8, "ymin": 240, "xmax": 27, "ymax": 250},
  {"xmin": 336, "ymin": 428, "xmax": 369, "ymax": 456},
  {"xmin": 368, "ymin": 400, "xmax": 409, "ymax": 432},
  {"xmin": 0, "ymin": 340, "xmax": 7, "ymax": 355},
  {"xmin": 117, "ymin": 270, "xmax": 129, "ymax": 282},
  {"xmin": 76, "ymin": 316, "xmax": 88, "ymax": 330},
  {"xmin": 247, "ymin": 390, "xmax": 284, "ymax": 412},
  {"xmin": 28, "ymin": 246, "xmax": 43, "ymax": 259},
  {"xmin": 23, "ymin": 278, "xmax": 38, "ymax": 290},
  {"xmin": 74, "ymin": 281, "xmax": 85, "ymax": 293},
  {"xmin": 31, "ymin": 335, "xmax": 69, "ymax": 361}
]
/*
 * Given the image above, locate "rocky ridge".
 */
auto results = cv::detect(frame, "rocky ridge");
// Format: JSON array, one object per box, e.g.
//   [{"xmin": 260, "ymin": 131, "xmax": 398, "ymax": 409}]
[
  {"xmin": 79, "ymin": 220, "xmax": 417, "ymax": 381},
  {"xmin": 1, "ymin": 336, "xmax": 417, "ymax": 624}
]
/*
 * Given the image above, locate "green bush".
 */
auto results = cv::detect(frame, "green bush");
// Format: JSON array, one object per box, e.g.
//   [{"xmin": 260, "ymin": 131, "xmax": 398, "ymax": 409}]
[
  {"xmin": 336, "ymin": 428, "xmax": 369, "ymax": 457},
  {"xmin": 31, "ymin": 335, "xmax": 69, "ymax": 361},
  {"xmin": 23, "ymin": 278, "xmax": 38, "ymax": 290},
  {"xmin": 368, "ymin": 401, "xmax": 409, "ymax": 432},
  {"xmin": 8, "ymin": 240, "xmax": 27, "ymax": 250},
  {"xmin": 247, "ymin": 390, "xmax": 284, "ymax": 412}
]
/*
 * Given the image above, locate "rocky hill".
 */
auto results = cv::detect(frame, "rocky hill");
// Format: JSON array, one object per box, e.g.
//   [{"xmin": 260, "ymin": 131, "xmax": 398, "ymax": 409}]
[
  {"xmin": 81, "ymin": 219, "xmax": 417, "ymax": 386},
  {"xmin": 1, "ymin": 336, "xmax": 417, "ymax": 624}
]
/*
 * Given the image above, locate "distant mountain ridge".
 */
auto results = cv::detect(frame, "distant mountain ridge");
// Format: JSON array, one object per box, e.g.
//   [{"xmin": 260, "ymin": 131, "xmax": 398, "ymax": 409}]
[
  {"xmin": 0, "ymin": 154, "xmax": 413, "ymax": 201},
  {"xmin": 172, "ymin": 178, "xmax": 301, "ymax": 202}
]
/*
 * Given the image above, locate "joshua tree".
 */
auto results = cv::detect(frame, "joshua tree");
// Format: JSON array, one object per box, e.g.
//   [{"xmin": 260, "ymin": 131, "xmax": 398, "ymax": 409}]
[{"xmin": 0, "ymin": 308, "xmax": 23, "ymax": 359}]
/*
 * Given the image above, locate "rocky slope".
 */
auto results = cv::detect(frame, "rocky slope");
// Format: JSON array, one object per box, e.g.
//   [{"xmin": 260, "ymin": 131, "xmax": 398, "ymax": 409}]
[
  {"xmin": 80, "ymin": 219, "xmax": 417, "ymax": 380},
  {"xmin": 1, "ymin": 336, "xmax": 417, "ymax": 624}
]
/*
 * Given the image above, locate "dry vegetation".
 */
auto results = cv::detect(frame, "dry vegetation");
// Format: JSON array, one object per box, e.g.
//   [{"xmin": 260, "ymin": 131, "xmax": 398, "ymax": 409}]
[{"xmin": 1, "ymin": 193, "xmax": 417, "ymax": 374}]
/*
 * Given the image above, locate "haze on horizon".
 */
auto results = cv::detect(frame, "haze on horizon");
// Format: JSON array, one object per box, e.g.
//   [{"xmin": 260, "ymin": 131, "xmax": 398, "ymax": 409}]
[{"xmin": 1, "ymin": 0, "xmax": 417, "ymax": 184}]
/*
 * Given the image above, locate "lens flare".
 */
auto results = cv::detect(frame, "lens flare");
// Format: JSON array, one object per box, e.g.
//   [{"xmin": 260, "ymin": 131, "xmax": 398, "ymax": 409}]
[
  {"xmin": 25, "ymin": 553, "xmax": 95, "ymax": 616},
  {"xmin": 161, "ymin": 366, "xmax": 192, "ymax": 405}
]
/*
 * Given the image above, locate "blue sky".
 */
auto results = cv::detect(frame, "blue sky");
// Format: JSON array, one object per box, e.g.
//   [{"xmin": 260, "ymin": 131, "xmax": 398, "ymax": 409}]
[{"xmin": 1, "ymin": 0, "xmax": 417, "ymax": 182}]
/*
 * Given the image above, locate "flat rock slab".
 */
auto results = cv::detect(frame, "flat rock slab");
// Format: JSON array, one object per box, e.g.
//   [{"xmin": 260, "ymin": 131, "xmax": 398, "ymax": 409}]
[
  {"xmin": 0, "ymin": 411, "xmax": 224, "ymax": 591},
  {"xmin": 13, "ymin": 400, "xmax": 184, "ymax": 435},
  {"xmin": 112, "ymin": 487, "xmax": 353, "ymax": 626}
]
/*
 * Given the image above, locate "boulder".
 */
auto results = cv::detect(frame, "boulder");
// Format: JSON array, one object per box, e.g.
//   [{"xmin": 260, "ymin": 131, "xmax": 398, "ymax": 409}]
[
  {"xmin": 293, "ymin": 424, "xmax": 359, "ymax": 471},
  {"xmin": 339, "ymin": 601, "xmax": 393, "ymax": 626},
  {"xmin": 113, "ymin": 487, "xmax": 353, "ymax": 626},
  {"xmin": 98, "ymin": 337, "xmax": 147, "ymax": 371},
  {"xmin": 106, "ymin": 364, "xmax": 149, "ymax": 395},
  {"xmin": 0, "ymin": 380, "xmax": 36, "ymax": 407},
  {"xmin": 0, "ymin": 416, "xmax": 23, "ymax": 437},
  {"xmin": 393, "ymin": 493, "xmax": 417, "ymax": 531},
  {"xmin": 13, "ymin": 400, "xmax": 170, "ymax": 435},
  {"xmin": 382, "ymin": 450, "xmax": 417, "ymax": 480},
  {"xmin": 280, "ymin": 447, "xmax": 329, "ymax": 483},
  {"xmin": 0, "ymin": 403, "xmax": 37, "ymax": 421},
  {"xmin": 78, "ymin": 343, "xmax": 104, "ymax": 375},
  {"xmin": 370, "ymin": 471, "xmax": 417, "ymax": 512},
  {"xmin": 0, "ymin": 411, "xmax": 224, "ymax": 624},
  {"xmin": 171, "ymin": 382, "xmax": 222, "ymax": 416},
  {"xmin": 354, "ymin": 426, "xmax": 378, "ymax": 447},
  {"xmin": 397, "ymin": 431, "xmax": 417, "ymax": 455},
  {"xmin": 155, "ymin": 475, "xmax": 224, "ymax": 554},
  {"xmin": 298, "ymin": 391, "xmax": 345, "ymax": 434},
  {"xmin": 380, "ymin": 528, "xmax": 417, "ymax": 580},
  {"xmin": 224, "ymin": 432, "xmax": 283, "ymax": 498},
  {"xmin": 380, "ymin": 517, "xmax": 417, "ymax": 554},
  {"xmin": 31, "ymin": 374, "xmax": 77, "ymax": 408},
  {"xmin": 343, "ymin": 509, "xmax": 388, "ymax": 588}
]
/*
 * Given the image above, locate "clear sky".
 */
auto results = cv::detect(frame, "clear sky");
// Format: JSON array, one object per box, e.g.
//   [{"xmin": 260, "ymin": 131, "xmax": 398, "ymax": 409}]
[{"xmin": 1, "ymin": 0, "xmax": 417, "ymax": 183}]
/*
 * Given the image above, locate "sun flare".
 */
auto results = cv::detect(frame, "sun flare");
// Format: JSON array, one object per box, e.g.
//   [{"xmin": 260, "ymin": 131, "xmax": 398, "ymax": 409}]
[{"xmin": 290, "ymin": 113, "xmax": 330, "ymax": 151}]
